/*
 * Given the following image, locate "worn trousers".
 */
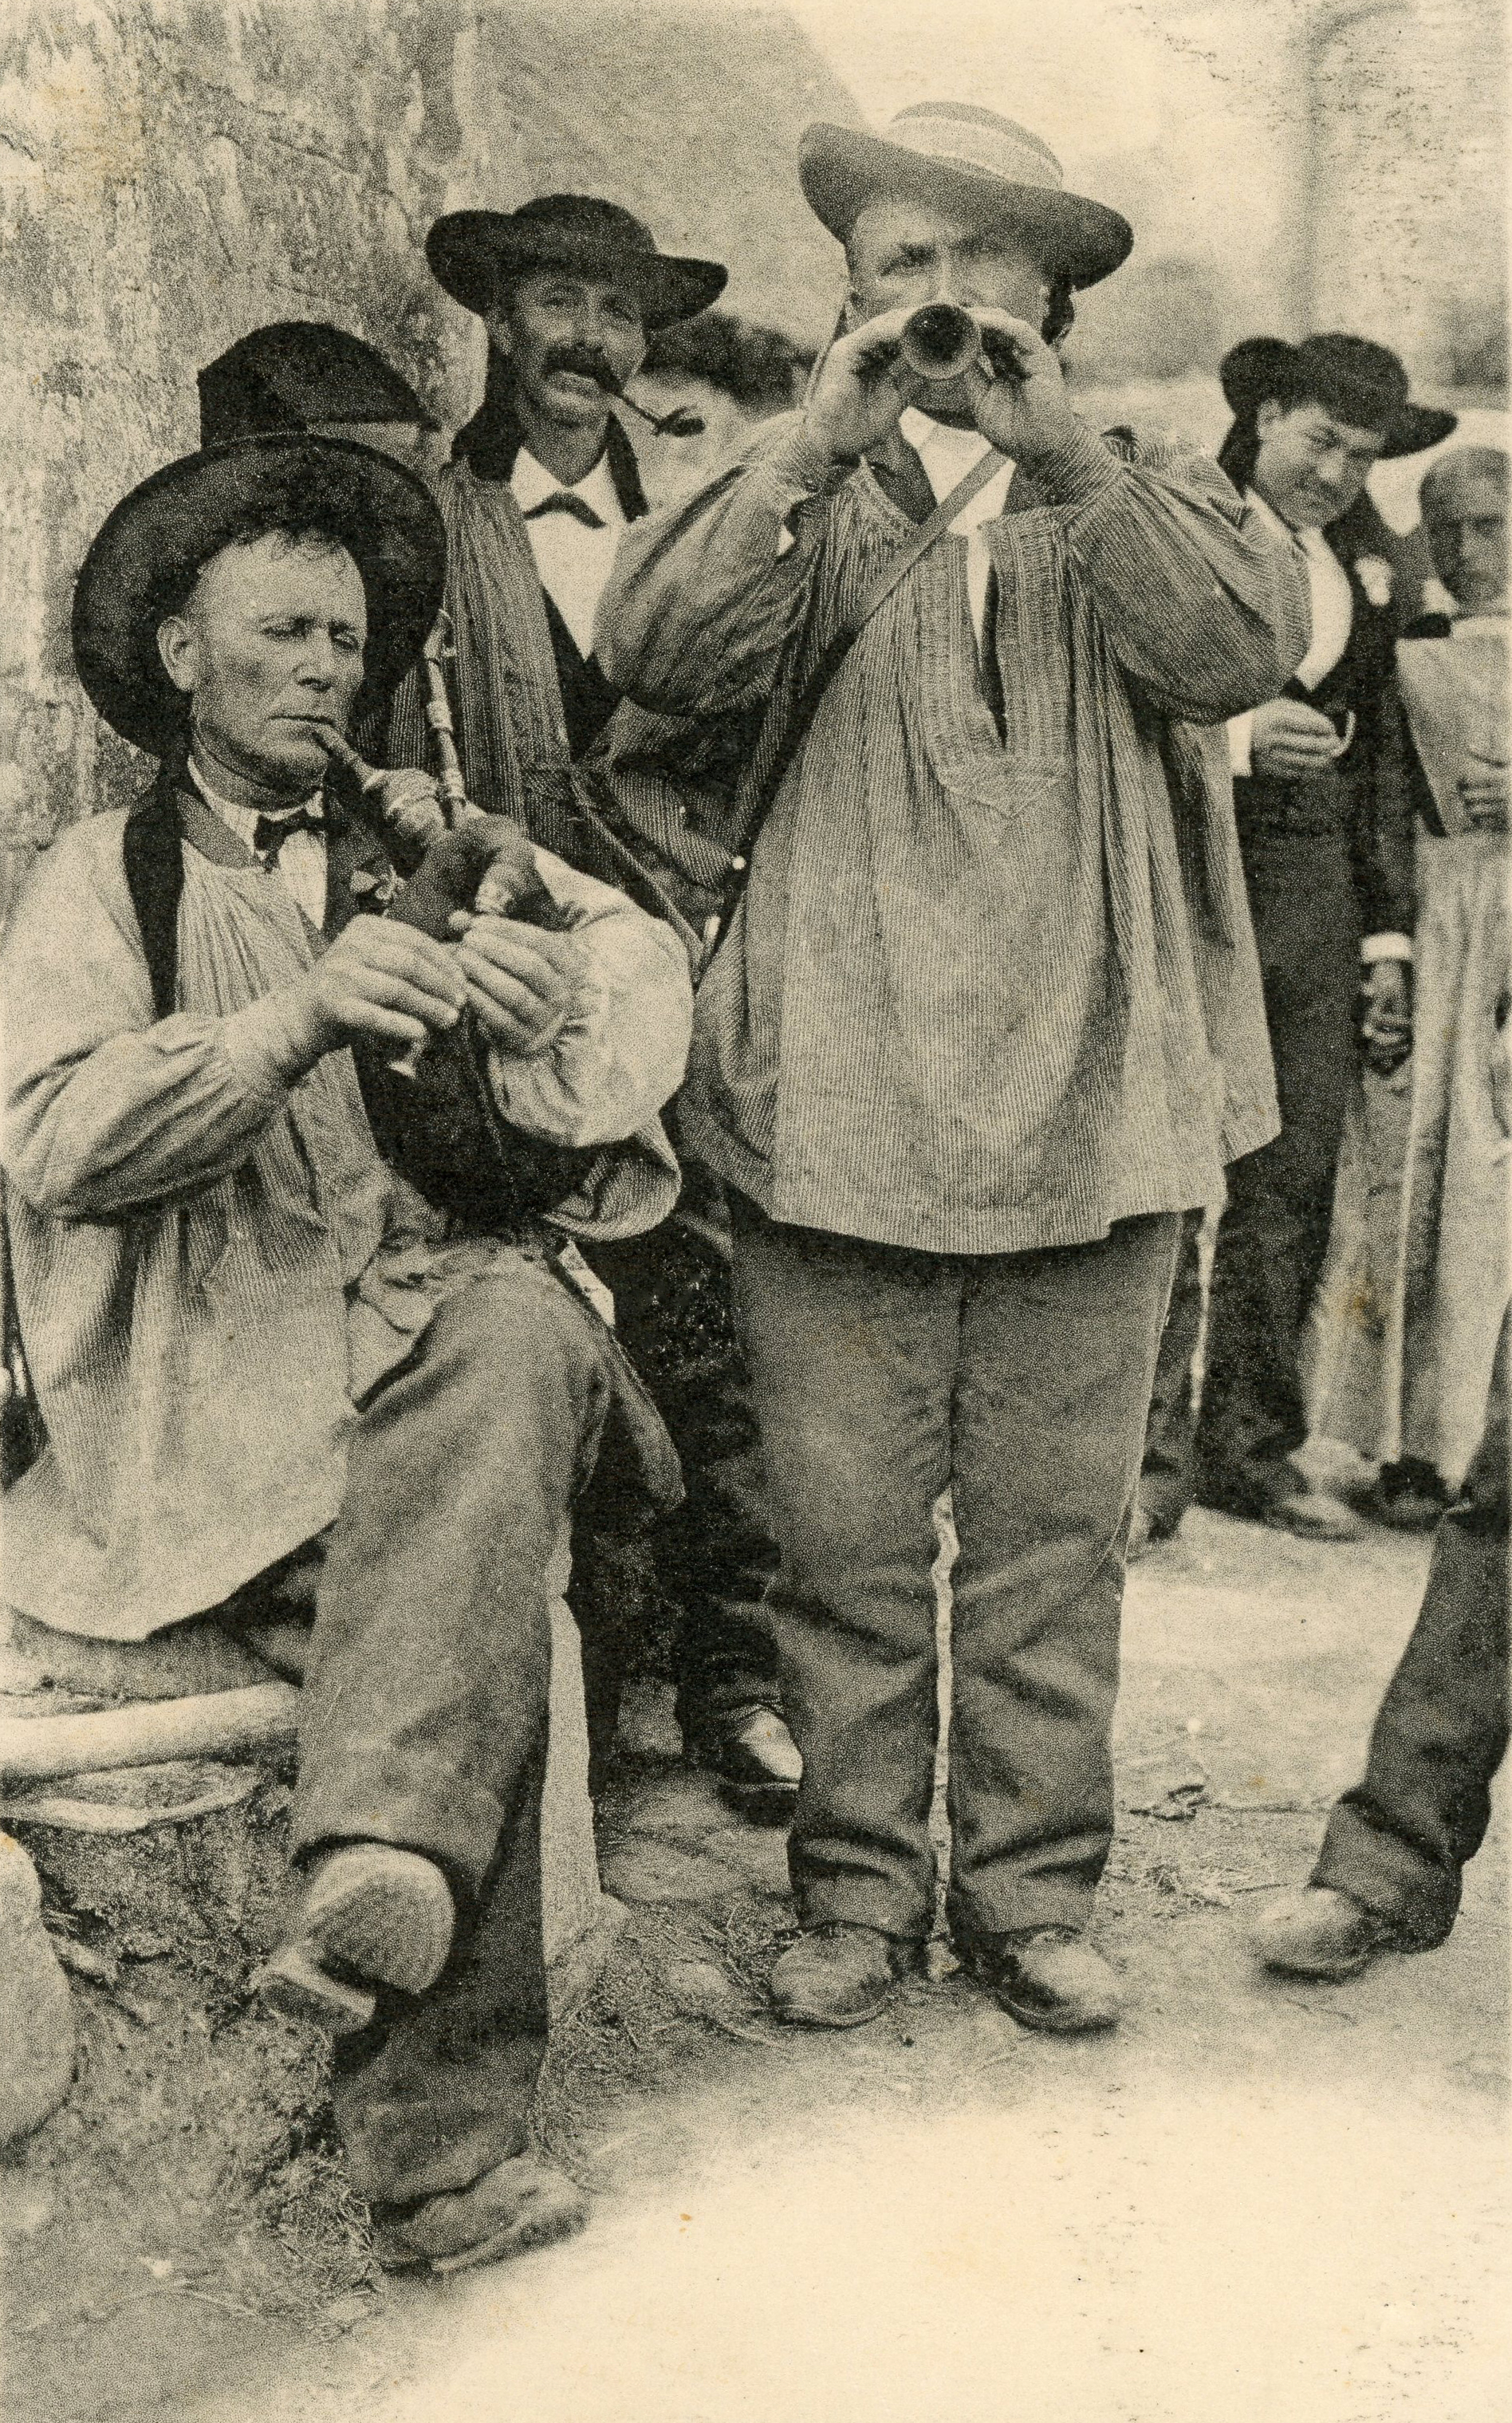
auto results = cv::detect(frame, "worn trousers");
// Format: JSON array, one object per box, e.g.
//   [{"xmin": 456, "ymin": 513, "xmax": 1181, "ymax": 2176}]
[
  {"xmin": 585, "ymin": 1178, "xmax": 781, "ymax": 1755},
  {"xmin": 1196, "ymin": 821, "xmax": 1361, "ymax": 1509},
  {"xmin": 729, "ymin": 1197, "xmax": 1181, "ymax": 1943},
  {"xmin": 1313, "ymin": 1315, "xmax": 1510, "ymax": 1944},
  {"xmin": 1138, "ymin": 1207, "xmax": 1207, "ymax": 1533},
  {"xmin": 289, "ymin": 1254, "xmax": 616, "ymax": 2211}
]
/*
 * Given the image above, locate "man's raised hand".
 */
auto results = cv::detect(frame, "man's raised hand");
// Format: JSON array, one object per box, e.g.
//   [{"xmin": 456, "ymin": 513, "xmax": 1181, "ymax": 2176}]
[
  {"xmin": 803, "ymin": 308, "xmax": 927, "ymax": 463},
  {"xmin": 959, "ymin": 310, "xmax": 1079, "ymax": 464}
]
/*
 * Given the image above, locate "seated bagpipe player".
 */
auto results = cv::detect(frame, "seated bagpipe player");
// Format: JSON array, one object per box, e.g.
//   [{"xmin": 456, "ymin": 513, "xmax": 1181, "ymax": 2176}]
[{"xmin": 0, "ymin": 416, "xmax": 691, "ymax": 2273}]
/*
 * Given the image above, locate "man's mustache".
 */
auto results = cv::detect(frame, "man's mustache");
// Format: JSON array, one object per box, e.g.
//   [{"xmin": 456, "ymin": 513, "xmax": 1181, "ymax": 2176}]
[{"xmin": 540, "ymin": 346, "xmax": 620, "ymax": 392}]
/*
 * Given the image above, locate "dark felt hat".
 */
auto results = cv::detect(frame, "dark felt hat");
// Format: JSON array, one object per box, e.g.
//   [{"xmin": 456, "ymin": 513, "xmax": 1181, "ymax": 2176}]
[
  {"xmin": 1219, "ymin": 333, "xmax": 1457, "ymax": 461},
  {"xmin": 426, "ymin": 195, "xmax": 727, "ymax": 330},
  {"xmin": 197, "ymin": 321, "xmax": 439, "ymax": 445},
  {"xmin": 72, "ymin": 434, "xmax": 447, "ymax": 756},
  {"xmin": 798, "ymin": 104, "xmax": 1133, "ymax": 289}
]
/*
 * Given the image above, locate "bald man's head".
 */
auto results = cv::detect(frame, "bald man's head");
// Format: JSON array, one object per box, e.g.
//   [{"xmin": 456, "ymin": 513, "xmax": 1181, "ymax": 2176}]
[{"xmin": 1421, "ymin": 447, "xmax": 1508, "ymax": 613}]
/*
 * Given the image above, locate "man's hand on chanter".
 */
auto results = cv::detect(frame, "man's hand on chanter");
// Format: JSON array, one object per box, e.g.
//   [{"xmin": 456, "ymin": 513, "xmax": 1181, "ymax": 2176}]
[
  {"xmin": 286, "ymin": 916, "xmax": 468, "ymax": 1062},
  {"xmin": 450, "ymin": 911, "xmax": 588, "ymax": 1059}
]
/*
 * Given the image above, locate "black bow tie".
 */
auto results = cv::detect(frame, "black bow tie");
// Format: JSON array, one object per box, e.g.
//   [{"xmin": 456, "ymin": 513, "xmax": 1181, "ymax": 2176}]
[
  {"xmin": 523, "ymin": 490, "xmax": 607, "ymax": 530},
  {"xmin": 253, "ymin": 806, "xmax": 325, "ymax": 862}
]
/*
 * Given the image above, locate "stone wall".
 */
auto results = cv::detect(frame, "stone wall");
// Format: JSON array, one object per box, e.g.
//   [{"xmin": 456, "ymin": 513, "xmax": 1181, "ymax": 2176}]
[{"xmin": 0, "ymin": 0, "xmax": 857, "ymax": 910}]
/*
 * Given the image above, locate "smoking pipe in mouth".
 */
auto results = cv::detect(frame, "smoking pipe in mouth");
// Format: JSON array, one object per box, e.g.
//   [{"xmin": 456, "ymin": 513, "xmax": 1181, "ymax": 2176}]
[{"xmin": 614, "ymin": 389, "xmax": 707, "ymax": 438}]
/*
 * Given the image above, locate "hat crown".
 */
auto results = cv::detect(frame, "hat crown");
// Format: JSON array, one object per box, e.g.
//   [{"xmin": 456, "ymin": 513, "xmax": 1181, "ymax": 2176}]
[
  {"xmin": 510, "ymin": 193, "xmax": 658, "ymax": 257},
  {"xmin": 197, "ymin": 321, "xmax": 432, "ymax": 444},
  {"xmin": 880, "ymin": 102, "xmax": 1065, "ymax": 197}
]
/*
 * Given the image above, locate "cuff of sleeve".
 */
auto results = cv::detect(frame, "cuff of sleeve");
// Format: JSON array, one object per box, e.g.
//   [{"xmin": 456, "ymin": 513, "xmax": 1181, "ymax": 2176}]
[
  {"xmin": 1026, "ymin": 415, "xmax": 1123, "ymax": 512},
  {"xmin": 219, "ymin": 991, "xmax": 316, "ymax": 1098},
  {"xmin": 758, "ymin": 420, "xmax": 857, "ymax": 502},
  {"xmin": 1227, "ymin": 711, "xmax": 1255, "ymax": 779},
  {"xmin": 1360, "ymin": 933, "xmax": 1414, "ymax": 965}
]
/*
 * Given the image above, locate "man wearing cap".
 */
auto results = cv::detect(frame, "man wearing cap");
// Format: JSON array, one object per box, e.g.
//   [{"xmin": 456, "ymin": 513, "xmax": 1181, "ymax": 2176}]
[
  {"xmin": 1138, "ymin": 336, "xmax": 1448, "ymax": 1548},
  {"xmin": 196, "ymin": 317, "xmax": 444, "ymax": 466},
  {"xmin": 600, "ymin": 104, "xmax": 1306, "ymax": 2035},
  {"xmin": 410, "ymin": 196, "xmax": 800, "ymax": 1809},
  {"xmin": 1, "ymin": 427, "xmax": 691, "ymax": 2269}
]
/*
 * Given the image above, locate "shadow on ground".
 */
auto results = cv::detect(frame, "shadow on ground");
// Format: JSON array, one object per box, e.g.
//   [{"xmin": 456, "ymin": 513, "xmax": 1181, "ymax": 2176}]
[{"xmin": 6, "ymin": 1506, "xmax": 1506, "ymax": 2423}]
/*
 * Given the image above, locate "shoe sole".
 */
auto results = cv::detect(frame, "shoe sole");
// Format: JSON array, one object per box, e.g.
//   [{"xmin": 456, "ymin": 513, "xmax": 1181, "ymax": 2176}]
[
  {"xmin": 1260, "ymin": 1947, "xmax": 1381, "ymax": 1983},
  {"xmin": 997, "ymin": 1995, "xmax": 1120, "ymax": 2035},
  {"xmin": 772, "ymin": 1993, "xmax": 892, "ymax": 2030},
  {"xmin": 374, "ymin": 2164, "xmax": 590, "ymax": 2275},
  {"xmin": 255, "ymin": 1945, "xmax": 377, "ymax": 2035},
  {"xmin": 959, "ymin": 1952, "xmax": 1120, "ymax": 2035},
  {"xmin": 257, "ymin": 1851, "xmax": 455, "ymax": 2033},
  {"xmin": 717, "ymin": 1776, "xmax": 799, "ymax": 1826}
]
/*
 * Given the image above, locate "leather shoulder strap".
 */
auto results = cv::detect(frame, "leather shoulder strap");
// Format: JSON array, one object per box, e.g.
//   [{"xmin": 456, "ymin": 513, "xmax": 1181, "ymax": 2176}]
[
  {"xmin": 704, "ymin": 445, "xmax": 1007, "ymax": 963},
  {"xmin": 122, "ymin": 773, "xmax": 186, "ymax": 1021}
]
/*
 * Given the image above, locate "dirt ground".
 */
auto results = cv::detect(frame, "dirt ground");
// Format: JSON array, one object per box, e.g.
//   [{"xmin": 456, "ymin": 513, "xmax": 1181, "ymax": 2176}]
[{"xmin": 4, "ymin": 1499, "xmax": 1506, "ymax": 2423}]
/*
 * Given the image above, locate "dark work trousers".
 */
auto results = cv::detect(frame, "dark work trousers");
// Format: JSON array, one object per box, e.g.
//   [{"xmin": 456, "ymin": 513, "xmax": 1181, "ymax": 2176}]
[
  {"xmin": 1313, "ymin": 1314, "xmax": 1509, "ymax": 1944},
  {"xmin": 289, "ymin": 1255, "xmax": 616, "ymax": 2211},
  {"xmin": 584, "ymin": 1183, "xmax": 781, "ymax": 1759},
  {"xmin": 728, "ymin": 1196, "xmax": 1182, "ymax": 1945},
  {"xmin": 1138, "ymin": 1207, "xmax": 1207, "ymax": 1533},
  {"xmin": 1195, "ymin": 816, "xmax": 1362, "ymax": 1511}
]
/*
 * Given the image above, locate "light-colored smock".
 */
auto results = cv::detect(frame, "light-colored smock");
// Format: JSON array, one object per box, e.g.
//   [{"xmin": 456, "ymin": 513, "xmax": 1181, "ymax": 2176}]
[
  {"xmin": 599, "ymin": 411, "xmax": 1306, "ymax": 1255},
  {"xmin": 2, "ymin": 807, "xmax": 691, "ymax": 1637}
]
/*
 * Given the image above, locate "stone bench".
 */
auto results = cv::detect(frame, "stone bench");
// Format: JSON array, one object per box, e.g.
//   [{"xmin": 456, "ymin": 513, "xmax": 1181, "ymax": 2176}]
[{"xmin": 1, "ymin": 1525, "xmax": 622, "ymax": 2021}]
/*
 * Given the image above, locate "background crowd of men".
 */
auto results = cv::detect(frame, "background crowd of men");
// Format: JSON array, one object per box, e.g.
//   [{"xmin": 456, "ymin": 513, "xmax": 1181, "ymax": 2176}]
[{"xmin": 1, "ymin": 98, "xmax": 1505, "ymax": 2274}]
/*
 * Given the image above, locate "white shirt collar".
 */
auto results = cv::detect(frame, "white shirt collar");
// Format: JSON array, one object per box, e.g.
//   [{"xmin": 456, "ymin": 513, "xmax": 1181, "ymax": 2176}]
[
  {"xmin": 509, "ymin": 443, "xmax": 623, "ymax": 524},
  {"xmin": 1246, "ymin": 487, "xmax": 1334, "ymax": 563},
  {"xmin": 188, "ymin": 758, "xmax": 324, "ymax": 843},
  {"xmin": 898, "ymin": 409, "xmax": 1014, "ymax": 652},
  {"xmin": 1246, "ymin": 488, "xmax": 1354, "ymax": 693},
  {"xmin": 899, "ymin": 408, "xmax": 1013, "ymax": 517}
]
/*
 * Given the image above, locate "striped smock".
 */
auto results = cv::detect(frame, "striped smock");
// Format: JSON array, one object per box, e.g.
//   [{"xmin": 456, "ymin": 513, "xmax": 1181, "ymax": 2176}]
[{"xmin": 600, "ymin": 412, "xmax": 1308, "ymax": 1256}]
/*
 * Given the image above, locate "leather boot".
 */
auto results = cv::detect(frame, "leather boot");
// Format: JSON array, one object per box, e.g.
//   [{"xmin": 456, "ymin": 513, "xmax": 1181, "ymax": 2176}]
[
  {"xmin": 769, "ymin": 1922, "xmax": 925, "ymax": 2028},
  {"xmin": 960, "ymin": 1927, "xmax": 1122, "ymax": 2034}
]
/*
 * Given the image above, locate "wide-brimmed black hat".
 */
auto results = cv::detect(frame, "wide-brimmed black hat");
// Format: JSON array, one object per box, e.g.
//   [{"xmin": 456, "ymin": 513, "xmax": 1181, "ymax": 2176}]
[
  {"xmin": 1220, "ymin": 334, "xmax": 1456, "ymax": 461},
  {"xmin": 798, "ymin": 104, "xmax": 1132, "ymax": 289},
  {"xmin": 72, "ymin": 434, "xmax": 447, "ymax": 757},
  {"xmin": 198, "ymin": 321, "xmax": 439, "ymax": 445},
  {"xmin": 427, "ymin": 195, "xmax": 727, "ymax": 331}
]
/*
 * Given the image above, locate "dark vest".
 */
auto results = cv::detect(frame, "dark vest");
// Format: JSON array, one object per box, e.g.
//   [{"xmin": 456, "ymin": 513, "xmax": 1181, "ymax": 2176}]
[{"xmin": 451, "ymin": 391, "xmax": 648, "ymax": 758}]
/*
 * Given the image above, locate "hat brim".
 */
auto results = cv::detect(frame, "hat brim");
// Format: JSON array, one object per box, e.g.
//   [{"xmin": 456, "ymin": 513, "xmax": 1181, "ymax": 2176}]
[
  {"xmin": 427, "ymin": 213, "xmax": 728, "ymax": 330},
  {"xmin": 72, "ymin": 435, "xmax": 447, "ymax": 758},
  {"xmin": 1219, "ymin": 338, "xmax": 1458, "ymax": 460},
  {"xmin": 1379, "ymin": 403, "xmax": 1459, "ymax": 460},
  {"xmin": 797, "ymin": 123, "xmax": 1133, "ymax": 289}
]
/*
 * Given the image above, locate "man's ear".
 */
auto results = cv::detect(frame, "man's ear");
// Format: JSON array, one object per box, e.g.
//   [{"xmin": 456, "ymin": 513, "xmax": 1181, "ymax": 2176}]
[
  {"xmin": 156, "ymin": 613, "xmax": 199, "ymax": 698},
  {"xmin": 482, "ymin": 292, "xmax": 518, "ymax": 360},
  {"xmin": 1256, "ymin": 397, "xmax": 1286, "ymax": 439}
]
